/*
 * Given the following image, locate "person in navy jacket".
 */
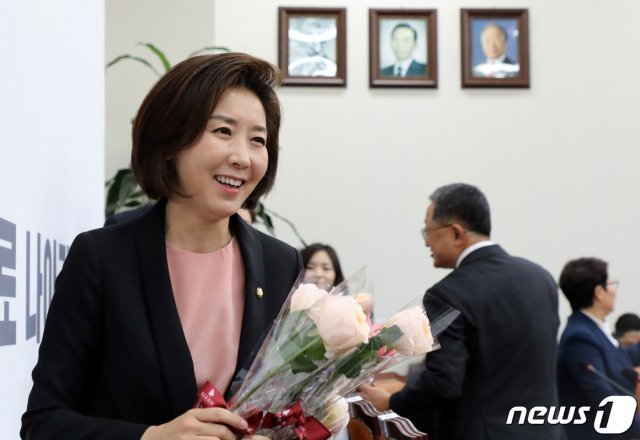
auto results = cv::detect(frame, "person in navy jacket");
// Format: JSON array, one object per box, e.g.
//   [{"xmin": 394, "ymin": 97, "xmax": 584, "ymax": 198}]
[{"xmin": 558, "ymin": 257, "xmax": 640, "ymax": 439}]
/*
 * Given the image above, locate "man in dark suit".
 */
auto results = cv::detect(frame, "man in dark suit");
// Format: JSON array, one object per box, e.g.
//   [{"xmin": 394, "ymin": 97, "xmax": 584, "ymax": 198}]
[
  {"xmin": 557, "ymin": 257, "xmax": 640, "ymax": 439},
  {"xmin": 359, "ymin": 183, "xmax": 563, "ymax": 440},
  {"xmin": 380, "ymin": 23, "xmax": 427, "ymax": 78}
]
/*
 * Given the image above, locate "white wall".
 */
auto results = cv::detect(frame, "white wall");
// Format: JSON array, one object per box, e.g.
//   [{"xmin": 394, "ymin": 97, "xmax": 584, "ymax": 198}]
[
  {"xmin": 106, "ymin": 0, "xmax": 217, "ymax": 180},
  {"xmin": 107, "ymin": 0, "xmax": 640, "ymax": 329},
  {"xmin": 0, "ymin": 1, "xmax": 104, "ymax": 438}
]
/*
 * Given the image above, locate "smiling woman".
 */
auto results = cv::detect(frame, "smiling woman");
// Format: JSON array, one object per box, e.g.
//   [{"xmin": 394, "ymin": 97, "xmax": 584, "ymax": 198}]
[
  {"xmin": 301, "ymin": 243, "xmax": 344, "ymax": 291},
  {"xmin": 21, "ymin": 53, "xmax": 304, "ymax": 440},
  {"xmin": 167, "ymin": 87, "xmax": 270, "ymax": 249}
]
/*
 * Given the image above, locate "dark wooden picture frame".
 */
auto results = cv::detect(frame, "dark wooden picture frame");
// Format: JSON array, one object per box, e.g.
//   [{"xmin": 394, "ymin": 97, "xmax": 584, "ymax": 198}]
[
  {"xmin": 461, "ymin": 8, "xmax": 529, "ymax": 88},
  {"xmin": 369, "ymin": 9, "xmax": 437, "ymax": 88},
  {"xmin": 278, "ymin": 7, "xmax": 347, "ymax": 87}
]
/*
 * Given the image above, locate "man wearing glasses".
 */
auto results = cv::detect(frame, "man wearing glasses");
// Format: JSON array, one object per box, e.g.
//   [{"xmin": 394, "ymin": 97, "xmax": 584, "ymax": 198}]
[
  {"xmin": 359, "ymin": 183, "xmax": 563, "ymax": 440},
  {"xmin": 557, "ymin": 258, "xmax": 640, "ymax": 439}
]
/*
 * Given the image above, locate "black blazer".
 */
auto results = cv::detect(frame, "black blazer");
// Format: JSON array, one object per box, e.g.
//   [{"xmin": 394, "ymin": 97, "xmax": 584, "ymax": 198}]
[
  {"xmin": 390, "ymin": 245, "xmax": 564, "ymax": 440},
  {"xmin": 104, "ymin": 204, "xmax": 152, "ymax": 226},
  {"xmin": 21, "ymin": 200, "xmax": 303, "ymax": 440}
]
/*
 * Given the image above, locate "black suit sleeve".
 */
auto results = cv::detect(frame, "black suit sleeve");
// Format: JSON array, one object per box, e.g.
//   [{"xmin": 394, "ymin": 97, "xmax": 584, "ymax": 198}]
[
  {"xmin": 390, "ymin": 293, "xmax": 469, "ymax": 415},
  {"xmin": 21, "ymin": 232, "xmax": 148, "ymax": 440}
]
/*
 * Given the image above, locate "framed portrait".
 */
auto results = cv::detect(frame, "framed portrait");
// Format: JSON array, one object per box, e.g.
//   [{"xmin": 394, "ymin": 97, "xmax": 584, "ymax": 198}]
[
  {"xmin": 369, "ymin": 9, "xmax": 437, "ymax": 88},
  {"xmin": 278, "ymin": 7, "xmax": 346, "ymax": 87},
  {"xmin": 461, "ymin": 8, "xmax": 529, "ymax": 88}
]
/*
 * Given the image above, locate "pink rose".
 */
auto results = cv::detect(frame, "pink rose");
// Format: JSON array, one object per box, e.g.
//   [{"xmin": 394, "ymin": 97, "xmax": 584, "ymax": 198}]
[
  {"xmin": 384, "ymin": 306, "xmax": 434, "ymax": 356},
  {"xmin": 354, "ymin": 292, "xmax": 374, "ymax": 317},
  {"xmin": 289, "ymin": 283, "xmax": 328, "ymax": 312},
  {"xmin": 309, "ymin": 295, "xmax": 370, "ymax": 356}
]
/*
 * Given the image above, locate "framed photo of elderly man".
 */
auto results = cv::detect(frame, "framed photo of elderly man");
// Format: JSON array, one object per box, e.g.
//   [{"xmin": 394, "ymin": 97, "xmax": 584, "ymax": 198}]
[
  {"xmin": 369, "ymin": 9, "xmax": 438, "ymax": 88},
  {"xmin": 278, "ymin": 7, "xmax": 347, "ymax": 86},
  {"xmin": 461, "ymin": 9, "xmax": 529, "ymax": 88}
]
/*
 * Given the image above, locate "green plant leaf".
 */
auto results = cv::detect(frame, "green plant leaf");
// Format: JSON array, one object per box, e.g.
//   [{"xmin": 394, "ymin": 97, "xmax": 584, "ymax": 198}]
[
  {"xmin": 139, "ymin": 42, "xmax": 171, "ymax": 72},
  {"xmin": 290, "ymin": 355, "xmax": 317, "ymax": 374},
  {"xmin": 279, "ymin": 311, "xmax": 303, "ymax": 337},
  {"xmin": 305, "ymin": 339, "xmax": 326, "ymax": 361},
  {"xmin": 105, "ymin": 168, "xmax": 149, "ymax": 217},
  {"xmin": 261, "ymin": 212, "xmax": 275, "ymax": 235},
  {"xmin": 279, "ymin": 334, "xmax": 304, "ymax": 362},
  {"xmin": 255, "ymin": 201, "xmax": 275, "ymax": 234},
  {"xmin": 187, "ymin": 46, "xmax": 231, "ymax": 57},
  {"xmin": 373, "ymin": 325, "xmax": 403, "ymax": 349},
  {"xmin": 335, "ymin": 352, "xmax": 365, "ymax": 379},
  {"xmin": 118, "ymin": 172, "xmax": 140, "ymax": 206},
  {"xmin": 105, "ymin": 54, "xmax": 161, "ymax": 77},
  {"xmin": 105, "ymin": 168, "xmax": 129, "ymax": 216}
]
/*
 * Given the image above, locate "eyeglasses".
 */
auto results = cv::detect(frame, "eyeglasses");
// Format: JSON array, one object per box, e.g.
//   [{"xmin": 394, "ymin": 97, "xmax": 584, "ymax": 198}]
[
  {"xmin": 421, "ymin": 223, "xmax": 453, "ymax": 240},
  {"xmin": 607, "ymin": 280, "xmax": 620, "ymax": 288}
]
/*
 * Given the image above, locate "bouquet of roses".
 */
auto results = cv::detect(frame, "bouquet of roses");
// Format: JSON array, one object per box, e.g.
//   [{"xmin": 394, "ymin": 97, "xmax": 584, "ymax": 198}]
[
  {"xmin": 262, "ymin": 284, "xmax": 459, "ymax": 439},
  {"xmin": 195, "ymin": 268, "xmax": 459, "ymax": 439}
]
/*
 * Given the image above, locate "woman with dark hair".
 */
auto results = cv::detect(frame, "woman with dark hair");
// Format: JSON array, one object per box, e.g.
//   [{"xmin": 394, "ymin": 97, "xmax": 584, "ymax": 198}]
[
  {"xmin": 300, "ymin": 243, "xmax": 375, "ymax": 322},
  {"xmin": 21, "ymin": 53, "xmax": 302, "ymax": 440},
  {"xmin": 300, "ymin": 243, "xmax": 344, "ymax": 290},
  {"xmin": 557, "ymin": 257, "xmax": 640, "ymax": 440}
]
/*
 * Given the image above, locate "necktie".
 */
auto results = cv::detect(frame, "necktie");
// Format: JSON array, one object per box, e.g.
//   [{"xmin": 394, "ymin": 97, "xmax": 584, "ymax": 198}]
[{"xmin": 395, "ymin": 66, "xmax": 402, "ymax": 77}]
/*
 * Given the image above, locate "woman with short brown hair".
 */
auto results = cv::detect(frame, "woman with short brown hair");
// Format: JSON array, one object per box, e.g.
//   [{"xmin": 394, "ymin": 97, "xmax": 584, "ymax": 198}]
[{"xmin": 22, "ymin": 53, "xmax": 302, "ymax": 440}]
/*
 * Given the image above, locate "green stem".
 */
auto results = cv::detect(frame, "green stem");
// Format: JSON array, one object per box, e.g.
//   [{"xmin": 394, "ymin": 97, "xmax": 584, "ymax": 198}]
[
  {"xmin": 231, "ymin": 336, "xmax": 324, "ymax": 410},
  {"xmin": 313, "ymin": 373, "xmax": 337, "ymax": 399},
  {"xmin": 313, "ymin": 343, "xmax": 372, "ymax": 398},
  {"xmin": 276, "ymin": 356, "xmax": 341, "ymax": 410}
]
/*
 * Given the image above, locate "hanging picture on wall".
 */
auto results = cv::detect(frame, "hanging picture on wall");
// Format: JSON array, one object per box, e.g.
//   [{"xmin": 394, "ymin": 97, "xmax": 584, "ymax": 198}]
[
  {"xmin": 278, "ymin": 7, "xmax": 346, "ymax": 86},
  {"xmin": 369, "ymin": 9, "xmax": 438, "ymax": 88},
  {"xmin": 461, "ymin": 8, "xmax": 530, "ymax": 88}
]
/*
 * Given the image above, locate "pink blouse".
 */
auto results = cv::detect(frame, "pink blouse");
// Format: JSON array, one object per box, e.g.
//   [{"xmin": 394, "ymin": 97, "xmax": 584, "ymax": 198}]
[{"xmin": 166, "ymin": 238, "xmax": 245, "ymax": 391}]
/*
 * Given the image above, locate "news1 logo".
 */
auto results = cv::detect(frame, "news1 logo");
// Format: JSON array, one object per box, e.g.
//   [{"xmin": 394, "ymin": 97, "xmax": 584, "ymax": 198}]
[{"xmin": 507, "ymin": 396, "xmax": 637, "ymax": 434}]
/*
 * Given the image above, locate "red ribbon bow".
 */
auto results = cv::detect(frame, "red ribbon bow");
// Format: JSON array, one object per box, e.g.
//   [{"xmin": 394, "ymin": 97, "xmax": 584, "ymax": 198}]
[
  {"xmin": 194, "ymin": 381, "xmax": 228, "ymax": 409},
  {"xmin": 261, "ymin": 401, "xmax": 331, "ymax": 440},
  {"xmin": 194, "ymin": 382, "xmax": 331, "ymax": 439}
]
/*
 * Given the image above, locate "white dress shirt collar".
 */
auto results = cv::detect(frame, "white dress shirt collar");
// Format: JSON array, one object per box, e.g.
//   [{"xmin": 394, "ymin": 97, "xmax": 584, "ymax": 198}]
[
  {"xmin": 580, "ymin": 310, "xmax": 619, "ymax": 348},
  {"xmin": 487, "ymin": 54, "xmax": 507, "ymax": 64},
  {"xmin": 456, "ymin": 240, "xmax": 496, "ymax": 268},
  {"xmin": 394, "ymin": 58, "xmax": 415, "ymax": 77}
]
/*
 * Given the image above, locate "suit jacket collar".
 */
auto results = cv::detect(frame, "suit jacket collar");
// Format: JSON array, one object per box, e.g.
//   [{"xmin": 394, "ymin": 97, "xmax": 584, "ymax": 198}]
[
  {"xmin": 570, "ymin": 311, "xmax": 616, "ymax": 346},
  {"xmin": 567, "ymin": 312, "xmax": 633, "ymax": 370},
  {"xmin": 133, "ymin": 200, "xmax": 267, "ymax": 412},
  {"xmin": 570, "ymin": 310, "xmax": 601, "ymax": 332},
  {"xmin": 458, "ymin": 244, "xmax": 506, "ymax": 267},
  {"xmin": 228, "ymin": 212, "xmax": 267, "ymax": 390}
]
